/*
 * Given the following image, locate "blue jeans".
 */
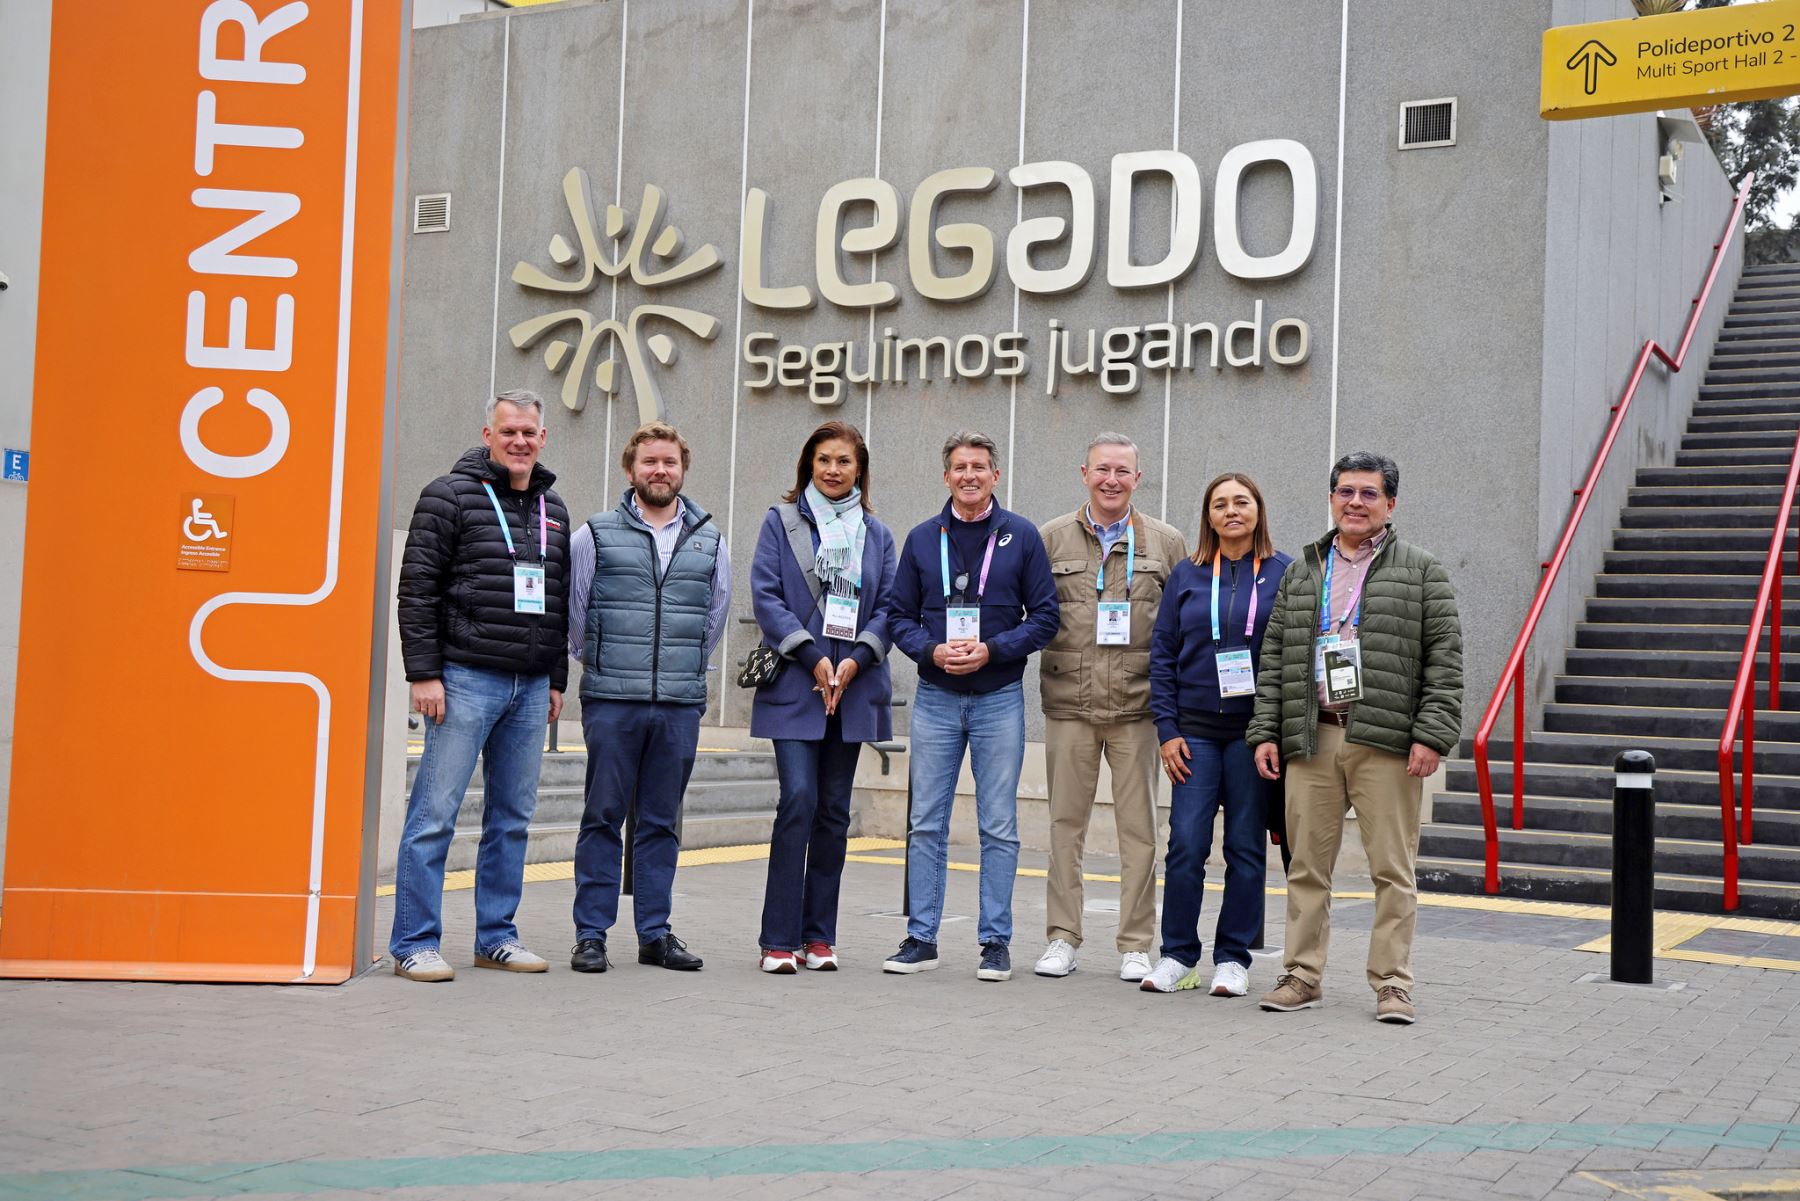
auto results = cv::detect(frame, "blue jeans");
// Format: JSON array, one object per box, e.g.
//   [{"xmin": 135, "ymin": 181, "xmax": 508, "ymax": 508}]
[
  {"xmin": 1160, "ymin": 734, "xmax": 1268, "ymax": 968},
  {"xmin": 390, "ymin": 662, "xmax": 549, "ymax": 960},
  {"xmin": 574, "ymin": 700, "xmax": 702, "ymax": 944},
  {"xmin": 906, "ymin": 680, "xmax": 1024, "ymax": 947},
  {"xmin": 759, "ymin": 716, "xmax": 863, "ymax": 950}
]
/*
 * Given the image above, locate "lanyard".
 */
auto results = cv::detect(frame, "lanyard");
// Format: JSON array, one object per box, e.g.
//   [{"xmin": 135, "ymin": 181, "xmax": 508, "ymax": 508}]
[
  {"xmin": 940, "ymin": 526, "xmax": 999, "ymax": 601},
  {"xmin": 1319, "ymin": 541, "xmax": 1378, "ymax": 634},
  {"xmin": 1095, "ymin": 521, "xmax": 1134, "ymax": 596},
  {"xmin": 1211, "ymin": 552, "xmax": 1262, "ymax": 644},
  {"xmin": 481, "ymin": 482, "xmax": 548, "ymax": 562}
]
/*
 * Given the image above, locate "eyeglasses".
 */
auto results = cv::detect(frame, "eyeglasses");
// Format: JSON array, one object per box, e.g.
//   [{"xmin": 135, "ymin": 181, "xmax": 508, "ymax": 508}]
[{"xmin": 1332, "ymin": 486, "xmax": 1385, "ymax": 504}]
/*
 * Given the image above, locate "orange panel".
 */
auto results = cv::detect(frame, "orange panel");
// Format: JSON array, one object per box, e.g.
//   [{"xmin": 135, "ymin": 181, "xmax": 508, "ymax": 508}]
[{"xmin": 2, "ymin": 0, "xmax": 405, "ymax": 982}]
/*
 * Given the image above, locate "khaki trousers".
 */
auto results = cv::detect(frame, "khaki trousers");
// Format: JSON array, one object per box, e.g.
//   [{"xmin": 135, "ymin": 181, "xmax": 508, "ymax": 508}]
[
  {"xmin": 1283, "ymin": 722, "xmax": 1421, "ymax": 993},
  {"xmin": 1043, "ymin": 716, "xmax": 1160, "ymax": 953}
]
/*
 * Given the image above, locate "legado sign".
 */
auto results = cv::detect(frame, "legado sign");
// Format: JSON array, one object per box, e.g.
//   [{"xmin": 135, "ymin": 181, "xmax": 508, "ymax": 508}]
[
  {"xmin": 3, "ymin": 0, "xmax": 405, "ymax": 983},
  {"xmin": 513, "ymin": 140, "xmax": 1319, "ymax": 414}
]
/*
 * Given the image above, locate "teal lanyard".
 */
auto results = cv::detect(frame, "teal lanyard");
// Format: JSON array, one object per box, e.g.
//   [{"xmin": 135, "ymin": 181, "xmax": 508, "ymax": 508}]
[
  {"xmin": 1095, "ymin": 521, "xmax": 1134, "ymax": 596},
  {"xmin": 481, "ymin": 483, "xmax": 547, "ymax": 561},
  {"xmin": 1319, "ymin": 543, "xmax": 1378, "ymax": 634}
]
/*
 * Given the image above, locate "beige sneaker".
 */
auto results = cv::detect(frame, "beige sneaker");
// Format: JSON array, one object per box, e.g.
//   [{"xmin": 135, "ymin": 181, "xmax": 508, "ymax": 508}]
[
  {"xmin": 473, "ymin": 941, "xmax": 548, "ymax": 972},
  {"xmin": 1258, "ymin": 973, "xmax": 1322, "ymax": 1011},
  {"xmin": 1376, "ymin": 986, "xmax": 1416, "ymax": 1024},
  {"xmin": 394, "ymin": 948, "xmax": 454, "ymax": 982}
]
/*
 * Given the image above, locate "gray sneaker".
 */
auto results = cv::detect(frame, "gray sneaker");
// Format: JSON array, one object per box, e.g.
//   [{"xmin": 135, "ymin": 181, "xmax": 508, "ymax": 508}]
[
  {"xmin": 474, "ymin": 941, "xmax": 548, "ymax": 972},
  {"xmin": 394, "ymin": 948, "xmax": 454, "ymax": 982}
]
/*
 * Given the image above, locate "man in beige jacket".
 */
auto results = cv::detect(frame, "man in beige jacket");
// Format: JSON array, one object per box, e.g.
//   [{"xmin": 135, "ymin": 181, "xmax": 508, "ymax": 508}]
[{"xmin": 1035, "ymin": 433, "xmax": 1187, "ymax": 981}]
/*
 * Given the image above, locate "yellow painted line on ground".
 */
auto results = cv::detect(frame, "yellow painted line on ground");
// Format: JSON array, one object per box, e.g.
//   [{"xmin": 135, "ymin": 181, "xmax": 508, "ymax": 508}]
[{"xmin": 1577, "ymin": 910, "xmax": 1800, "ymax": 973}]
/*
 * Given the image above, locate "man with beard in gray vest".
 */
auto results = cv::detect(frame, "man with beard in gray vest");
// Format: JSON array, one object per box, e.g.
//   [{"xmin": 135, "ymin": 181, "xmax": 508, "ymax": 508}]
[{"xmin": 567, "ymin": 421, "xmax": 731, "ymax": 974}]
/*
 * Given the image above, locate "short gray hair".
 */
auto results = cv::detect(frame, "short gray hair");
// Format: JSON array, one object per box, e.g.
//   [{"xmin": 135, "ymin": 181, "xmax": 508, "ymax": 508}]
[
  {"xmin": 486, "ymin": 388, "xmax": 546, "ymax": 426},
  {"xmin": 1330, "ymin": 450, "xmax": 1399, "ymax": 499},
  {"xmin": 941, "ymin": 429, "xmax": 1000, "ymax": 471},
  {"xmin": 1085, "ymin": 431, "xmax": 1139, "ymax": 465}
]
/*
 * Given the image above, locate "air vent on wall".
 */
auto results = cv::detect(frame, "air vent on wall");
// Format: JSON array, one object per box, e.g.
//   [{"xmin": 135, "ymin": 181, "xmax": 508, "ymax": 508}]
[
  {"xmin": 413, "ymin": 192, "xmax": 451, "ymax": 233},
  {"xmin": 1398, "ymin": 98, "xmax": 1457, "ymax": 150}
]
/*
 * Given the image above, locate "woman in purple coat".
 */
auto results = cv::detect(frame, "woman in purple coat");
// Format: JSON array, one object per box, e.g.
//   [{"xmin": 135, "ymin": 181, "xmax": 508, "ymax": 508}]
[{"xmin": 751, "ymin": 421, "xmax": 898, "ymax": 973}]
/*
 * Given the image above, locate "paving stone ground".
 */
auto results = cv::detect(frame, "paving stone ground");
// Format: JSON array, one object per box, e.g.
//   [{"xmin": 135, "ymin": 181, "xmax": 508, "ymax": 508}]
[{"xmin": 3, "ymin": 843, "xmax": 1799, "ymax": 1201}]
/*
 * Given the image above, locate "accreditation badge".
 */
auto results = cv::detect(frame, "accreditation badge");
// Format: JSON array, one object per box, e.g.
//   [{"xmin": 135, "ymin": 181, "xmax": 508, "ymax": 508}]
[
  {"xmin": 1313, "ymin": 634, "xmax": 1340, "ymax": 684},
  {"xmin": 1324, "ymin": 643, "xmax": 1364, "ymax": 704},
  {"xmin": 946, "ymin": 605, "xmax": 981, "ymax": 644},
  {"xmin": 513, "ymin": 564, "xmax": 546, "ymax": 614},
  {"xmin": 824, "ymin": 592, "xmax": 859, "ymax": 641},
  {"xmin": 1214, "ymin": 647, "xmax": 1256, "ymax": 697},
  {"xmin": 1096, "ymin": 600, "xmax": 1131, "ymax": 645}
]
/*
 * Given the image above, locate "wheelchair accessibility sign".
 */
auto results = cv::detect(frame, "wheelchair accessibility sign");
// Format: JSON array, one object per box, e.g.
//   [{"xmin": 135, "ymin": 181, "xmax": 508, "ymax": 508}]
[{"xmin": 176, "ymin": 493, "xmax": 234, "ymax": 572}]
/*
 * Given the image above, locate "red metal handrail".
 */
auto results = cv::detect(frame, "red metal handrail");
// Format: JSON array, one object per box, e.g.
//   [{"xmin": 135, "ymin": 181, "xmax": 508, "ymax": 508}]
[
  {"xmin": 1717, "ymin": 429, "xmax": 1800, "ymax": 910},
  {"xmin": 1473, "ymin": 173, "xmax": 1754, "ymax": 897}
]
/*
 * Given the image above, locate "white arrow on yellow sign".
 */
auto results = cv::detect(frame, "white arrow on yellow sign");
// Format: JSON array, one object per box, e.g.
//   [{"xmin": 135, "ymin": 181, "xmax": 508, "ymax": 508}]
[{"xmin": 1542, "ymin": 0, "xmax": 1800, "ymax": 120}]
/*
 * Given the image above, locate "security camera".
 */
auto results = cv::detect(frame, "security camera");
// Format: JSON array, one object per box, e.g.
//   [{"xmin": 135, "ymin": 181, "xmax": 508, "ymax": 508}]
[{"xmin": 0, "ymin": 271, "xmax": 9, "ymax": 291}]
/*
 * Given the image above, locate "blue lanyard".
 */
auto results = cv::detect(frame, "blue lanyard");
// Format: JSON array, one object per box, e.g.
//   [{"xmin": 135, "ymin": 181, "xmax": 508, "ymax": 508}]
[
  {"xmin": 940, "ymin": 526, "xmax": 998, "ymax": 601},
  {"xmin": 1211, "ymin": 552, "xmax": 1262, "ymax": 644},
  {"xmin": 1095, "ymin": 521, "xmax": 1134, "ymax": 596},
  {"xmin": 1319, "ymin": 543, "xmax": 1376, "ymax": 634},
  {"xmin": 481, "ymin": 482, "xmax": 547, "ymax": 561}
]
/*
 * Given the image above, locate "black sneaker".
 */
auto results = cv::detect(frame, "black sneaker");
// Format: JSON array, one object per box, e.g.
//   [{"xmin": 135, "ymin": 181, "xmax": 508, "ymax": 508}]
[
  {"xmin": 638, "ymin": 932, "xmax": 703, "ymax": 971},
  {"xmin": 882, "ymin": 937, "xmax": 940, "ymax": 974},
  {"xmin": 570, "ymin": 938, "xmax": 610, "ymax": 973},
  {"xmin": 977, "ymin": 942, "xmax": 1012, "ymax": 982}
]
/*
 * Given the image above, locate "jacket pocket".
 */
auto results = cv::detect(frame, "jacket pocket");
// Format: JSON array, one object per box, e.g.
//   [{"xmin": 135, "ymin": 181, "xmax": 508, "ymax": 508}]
[
  {"xmin": 1121, "ymin": 651, "xmax": 1151, "ymax": 678},
  {"xmin": 1050, "ymin": 557, "xmax": 1090, "ymax": 604},
  {"xmin": 1040, "ymin": 648, "xmax": 1087, "ymax": 712}
]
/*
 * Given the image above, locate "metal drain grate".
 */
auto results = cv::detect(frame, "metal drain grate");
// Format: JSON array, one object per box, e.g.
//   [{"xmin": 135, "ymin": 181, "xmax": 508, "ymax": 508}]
[{"xmin": 1399, "ymin": 98, "xmax": 1457, "ymax": 150}]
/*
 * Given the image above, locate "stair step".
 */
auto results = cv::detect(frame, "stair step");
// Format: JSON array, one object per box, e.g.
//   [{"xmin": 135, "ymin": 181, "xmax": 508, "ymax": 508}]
[
  {"xmin": 1706, "ymin": 364, "xmax": 1800, "ymax": 385},
  {"xmin": 1592, "ymin": 573, "xmax": 1769, "ymax": 598},
  {"xmin": 1601, "ymin": 550, "xmax": 1794, "ymax": 575},
  {"xmin": 1677, "ymin": 430, "xmax": 1800, "ymax": 450},
  {"xmin": 1575, "ymin": 621, "xmax": 1800, "ymax": 652},
  {"xmin": 1564, "ymin": 646, "xmax": 1797, "ymax": 683},
  {"xmin": 1675, "ymin": 448, "xmax": 1800, "ymax": 468},
  {"xmin": 1698, "ymin": 381, "xmax": 1800, "ymax": 401},
  {"xmin": 1443, "ymin": 759, "xmax": 1800, "ymax": 809},
  {"xmin": 1638, "ymin": 464, "xmax": 1797, "ymax": 487},
  {"xmin": 1416, "ymin": 859, "xmax": 1800, "ymax": 919},
  {"xmin": 1463, "ymin": 730, "xmax": 1800, "ymax": 775},
  {"xmin": 1538, "ymin": 701, "xmax": 1797, "ymax": 741},
  {"xmin": 1618, "ymin": 506, "xmax": 1795, "ymax": 530},
  {"xmin": 1585, "ymin": 595, "xmax": 1800, "ymax": 624},
  {"xmin": 1432, "ymin": 792, "xmax": 1800, "ymax": 845},
  {"xmin": 1684, "ymin": 414, "xmax": 1800, "ymax": 434},
  {"xmin": 1627, "ymin": 485, "xmax": 1792, "ymax": 507},
  {"xmin": 1554, "ymin": 673, "xmax": 1800, "ymax": 708},
  {"xmin": 1611, "ymin": 528, "xmax": 1797, "ymax": 552},
  {"xmin": 1418, "ymin": 826, "xmax": 1800, "ymax": 883},
  {"xmin": 1689, "ymin": 398, "xmax": 1800, "ymax": 418}
]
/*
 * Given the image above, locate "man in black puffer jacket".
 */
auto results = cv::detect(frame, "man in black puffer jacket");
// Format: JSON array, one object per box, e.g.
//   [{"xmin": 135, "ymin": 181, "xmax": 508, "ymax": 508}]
[{"xmin": 391, "ymin": 389, "xmax": 572, "ymax": 983}]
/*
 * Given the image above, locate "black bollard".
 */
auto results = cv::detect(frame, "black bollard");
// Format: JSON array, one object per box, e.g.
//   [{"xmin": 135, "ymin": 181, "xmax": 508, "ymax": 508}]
[{"xmin": 1611, "ymin": 750, "xmax": 1656, "ymax": 984}]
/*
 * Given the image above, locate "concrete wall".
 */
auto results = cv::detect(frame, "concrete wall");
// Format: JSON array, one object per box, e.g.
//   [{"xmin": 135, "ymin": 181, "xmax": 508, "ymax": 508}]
[
  {"xmin": 0, "ymin": 0, "xmax": 53, "ymax": 881},
  {"xmin": 396, "ymin": 0, "xmax": 1595, "ymax": 744},
  {"xmin": 1525, "ymin": 0, "xmax": 1744, "ymax": 721}
]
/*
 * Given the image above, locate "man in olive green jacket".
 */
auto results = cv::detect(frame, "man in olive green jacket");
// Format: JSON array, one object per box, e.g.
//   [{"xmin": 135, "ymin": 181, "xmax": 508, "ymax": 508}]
[
  {"xmin": 1035, "ymin": 433, "xmax": 1187, "ymax": 982},
  {"xmin": 1247, "ymin": 451, "xmax": 1462, "ymax": 1025}
]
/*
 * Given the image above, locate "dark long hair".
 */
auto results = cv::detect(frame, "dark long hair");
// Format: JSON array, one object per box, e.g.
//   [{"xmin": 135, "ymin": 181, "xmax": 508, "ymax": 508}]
[
  {"xmin": 784, "ymin": 421, "xmax": 874, "ymax": 513},
  {"xmin": 1192, "ymin": 472, "xmax": 1274, "ymax": 564}
]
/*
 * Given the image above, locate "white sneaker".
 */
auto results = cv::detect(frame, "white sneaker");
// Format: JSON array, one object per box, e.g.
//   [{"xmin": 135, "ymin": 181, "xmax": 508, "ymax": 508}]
[
  {"xmin": 1035, "ymin": 939, "xmax": 1078, "ymax": 977},
  {"xmin": 1118, "ymin": 951, "xmax": 1153, "ymax": 982},
  {"xmin": 1139, "ymin": 956, "xmax": 1201, "ymax": 993},
  {"xmin": 474, "ymin": 941, "xmax": 548, "ymax": 972},
  {"xmin": 1210, "ymin": 961, "xmax": 1250, "ymax": 997},
  {"xmin": 394, "ymin": 948, "xmax": 454, "ymax": 982}
]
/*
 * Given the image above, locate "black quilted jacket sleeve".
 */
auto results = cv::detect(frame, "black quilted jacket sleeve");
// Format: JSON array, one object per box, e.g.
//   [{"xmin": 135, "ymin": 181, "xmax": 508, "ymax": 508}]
[{"xmin": 398, "ymin": 476, "xmax": 460, "ymax": 682}]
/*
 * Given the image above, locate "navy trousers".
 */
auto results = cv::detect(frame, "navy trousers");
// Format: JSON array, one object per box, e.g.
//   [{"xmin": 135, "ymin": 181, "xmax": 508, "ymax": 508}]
[{"xmin": 759, "ymin": 715, "xmax": 863, "ymax": 950}]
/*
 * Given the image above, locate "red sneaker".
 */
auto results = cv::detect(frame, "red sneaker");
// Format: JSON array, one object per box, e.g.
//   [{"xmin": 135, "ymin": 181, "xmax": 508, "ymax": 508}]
[
  {"xmin": 803, "ymin": 942, "xmax": 838, "ymax": 971},
  {"xmin": 759, "ymin": 949, "xmax": 797, "ymax": 974}
]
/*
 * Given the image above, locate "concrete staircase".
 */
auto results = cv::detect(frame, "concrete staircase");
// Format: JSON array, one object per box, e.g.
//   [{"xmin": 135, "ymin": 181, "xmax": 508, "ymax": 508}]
[
  {"xmin": 405, "ymin": 746, "xmax": 782, "ymax": 872},
  {"xmin": 1419, "ymin": 262, "xmax": 1800, "ymax": 919}
]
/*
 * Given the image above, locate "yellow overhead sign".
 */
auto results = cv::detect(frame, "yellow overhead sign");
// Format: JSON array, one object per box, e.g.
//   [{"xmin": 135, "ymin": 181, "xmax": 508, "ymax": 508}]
[{"xmin": 1541, "ymin": 0, "xmax": 1800, "ymax": 120}]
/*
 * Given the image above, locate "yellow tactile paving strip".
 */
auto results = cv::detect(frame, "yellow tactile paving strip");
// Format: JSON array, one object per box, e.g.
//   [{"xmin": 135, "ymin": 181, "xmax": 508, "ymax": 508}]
[{"xmin": 378, "ymin": 837, "xmax": 1800, "ymax": 972}]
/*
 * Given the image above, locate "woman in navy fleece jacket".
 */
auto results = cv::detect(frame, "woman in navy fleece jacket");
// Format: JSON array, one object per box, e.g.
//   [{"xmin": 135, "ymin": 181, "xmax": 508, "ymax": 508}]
[{"xmin": 1144, "ymin": 472, "xmax": 1293, "ymax": 998}]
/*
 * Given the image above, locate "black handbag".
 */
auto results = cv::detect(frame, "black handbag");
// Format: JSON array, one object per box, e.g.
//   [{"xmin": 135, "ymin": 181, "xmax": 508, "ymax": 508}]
[{"xmin": 737, "ymin": 645, "xmax": 781, "ymax": 689}]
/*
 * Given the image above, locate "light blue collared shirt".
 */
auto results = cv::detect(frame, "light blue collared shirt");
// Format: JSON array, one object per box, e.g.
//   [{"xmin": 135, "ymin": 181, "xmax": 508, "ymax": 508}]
[{"xmin": 1086, "ymin": 504, "xmax": 1132, "ymax": 559}]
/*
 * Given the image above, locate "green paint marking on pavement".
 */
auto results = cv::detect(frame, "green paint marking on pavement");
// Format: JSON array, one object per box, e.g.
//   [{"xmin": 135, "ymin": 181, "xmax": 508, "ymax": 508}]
[{"xmin": 2, "ymin": 1121, "xmax": 1796, "ymax": 1201}]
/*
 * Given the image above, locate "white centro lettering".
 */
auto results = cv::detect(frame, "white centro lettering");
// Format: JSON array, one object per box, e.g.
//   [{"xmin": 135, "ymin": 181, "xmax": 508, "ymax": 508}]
[
  {"xmin": 1213, "ymin": 139, "xmax": 1318, "ymax": 281},
  {"xmin": 186, "ymin": 290, "xmax": 296, "ymax": 371},
  {"xmin": 194, "ymin": 91, "xmax": 303, "ymax": 176},
  {"xmin": 189, "ymin": 189, "xmax": 301, "ymax": 278},
  {"xmin": 180, "ymin": 386, "xmax": 291, "ymax": 478},
  {"xmin": 199, "ymin": 0, "xmax": 309, "ymax": 85}
]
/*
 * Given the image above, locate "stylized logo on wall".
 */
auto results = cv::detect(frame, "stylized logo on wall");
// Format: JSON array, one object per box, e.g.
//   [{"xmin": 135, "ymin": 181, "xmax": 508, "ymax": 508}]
[{"xmin": 509, "ymin": 168, "xmax": 723, "ymax": 421}]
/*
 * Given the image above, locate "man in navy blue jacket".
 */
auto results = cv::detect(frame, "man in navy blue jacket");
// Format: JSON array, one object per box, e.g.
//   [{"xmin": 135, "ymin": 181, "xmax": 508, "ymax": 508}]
[{"xmin": 884, "ymin": 430, "xmax": 1059, "ymax": 982}]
